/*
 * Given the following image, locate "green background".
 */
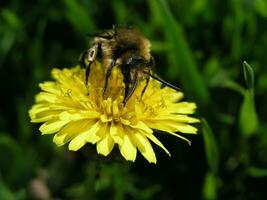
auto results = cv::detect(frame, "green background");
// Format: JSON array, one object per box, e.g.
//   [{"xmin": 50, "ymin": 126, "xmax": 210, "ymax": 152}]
[{"xmin": 0, "ymin": 0, "xmax": 267, "ymax": 199}]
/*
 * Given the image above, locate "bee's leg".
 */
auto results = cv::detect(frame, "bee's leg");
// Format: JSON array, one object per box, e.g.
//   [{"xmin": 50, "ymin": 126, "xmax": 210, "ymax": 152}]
[
  {"xmin": 79, "ymin": 50, "xmax": 89, "ymax": 69},
  {"xmin": 79, "ymin": 50, "xmax": 91, "ymax": 85},
  {"xmin": 140, "ymin": 76, "xmax": 150, "ymax": 99},
  {"xmin": 103, "ymin": 60, "xmax": 116, "ymax": 95},
  {"xmin": 81, "ymin": 44, "xmax": 98, "ymax": 85},
  {"xmin": 121, "ymin": 67, "xmax": 130, "ymax": 104},
  {"xmin": 122, "ymin": 69, "xmax": 138, "ymax": 104},
  {"xmin": 139, "ymin": 57, "xmax": 155, "ymax": 100},
  {"xmin": 85, "ymin": 62, "xmax": 93, "ymax": 85}
]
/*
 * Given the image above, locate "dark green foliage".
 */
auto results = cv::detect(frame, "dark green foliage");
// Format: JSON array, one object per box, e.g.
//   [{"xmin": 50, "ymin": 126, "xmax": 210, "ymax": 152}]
[{"xmin": 0, "ymin": 0, "xmax": 266, "ymax": 199}]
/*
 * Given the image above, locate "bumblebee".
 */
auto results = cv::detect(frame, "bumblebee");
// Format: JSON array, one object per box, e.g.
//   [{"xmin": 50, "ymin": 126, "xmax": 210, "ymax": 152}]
[{"xmin": 79, "ymin": 26, "xmax": 180, "ymax": 103}]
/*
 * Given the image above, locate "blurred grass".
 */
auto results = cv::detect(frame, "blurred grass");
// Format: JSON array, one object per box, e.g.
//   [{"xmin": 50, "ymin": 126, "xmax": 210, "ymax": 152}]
[
  {"xmin": 202, "ymin": 119, "xmax": 219, "ymax": 200},
  {"xmin": 149, "ymin": 0, "xmax": 210, "ymax": 105},
  {"xmin": 0, "ymin": 0, "xmax": 267, "ymax": 199},
  {"xmin": 239, "ymin": 62, "xmax": 258, "ymax": 137}
]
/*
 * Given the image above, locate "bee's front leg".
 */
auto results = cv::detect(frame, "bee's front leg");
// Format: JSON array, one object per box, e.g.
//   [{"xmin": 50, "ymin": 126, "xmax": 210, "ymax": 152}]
[
  {"xmin": 140, "ymin": 76, "xmax": 150, "ymax": 99},
  {"xmin": 79, "ymin": 44, "xmax": 99, "ymax": 85},
  {"xmin": 122, "ymin": 68, "xmax": 138, "ymax": 104},
  {"xmin": 79, "ymin": 49, "xmax": 89, "ymax": 69},
  {"xmin": 139, "ymin": 57, "xmax": 155, "ymax": 99},
  {"xmin": 103, "ymin": 60, "xmax": 116, "ymax": 96},
  {"xmin": 79, "ymin": 50, "xmax": 92, "ymax": 85}
]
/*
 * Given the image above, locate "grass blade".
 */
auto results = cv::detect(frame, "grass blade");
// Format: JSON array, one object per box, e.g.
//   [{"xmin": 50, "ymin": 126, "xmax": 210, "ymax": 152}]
[
  {"xmin": 149, "ymin": 0, "xmax": 210, "ymax": 105},
  {"xmin": 202, "ymin": 119, "xmax": 219, "ymax": 174},
  {"xmin": 239, "ymin": 62, "xmax": 258, "ymax": 137}
]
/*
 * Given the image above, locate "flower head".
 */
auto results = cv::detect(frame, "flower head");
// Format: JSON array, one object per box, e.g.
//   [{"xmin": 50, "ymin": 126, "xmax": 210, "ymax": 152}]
[{"xmin": 29, "ymin": 62, "xmax": 199, "ymax": 163}]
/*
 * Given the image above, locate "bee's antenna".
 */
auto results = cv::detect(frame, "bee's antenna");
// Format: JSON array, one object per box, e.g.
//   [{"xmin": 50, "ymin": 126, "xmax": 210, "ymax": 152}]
[{"xmin": 143, "ymin": 71, "xmax": 182, "ymax": 91}]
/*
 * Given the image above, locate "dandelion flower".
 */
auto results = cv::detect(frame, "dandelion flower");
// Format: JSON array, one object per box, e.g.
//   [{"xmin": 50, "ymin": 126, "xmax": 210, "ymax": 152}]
[{"xmin": 29, "ymin": 61, "xmax": 199, "ymax": 163}]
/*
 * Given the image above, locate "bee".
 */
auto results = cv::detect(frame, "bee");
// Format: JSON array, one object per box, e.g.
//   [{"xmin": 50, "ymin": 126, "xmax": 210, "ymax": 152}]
[{"xmin": 79, "ymin": 26, "xmax": 180, "ymax": 104}]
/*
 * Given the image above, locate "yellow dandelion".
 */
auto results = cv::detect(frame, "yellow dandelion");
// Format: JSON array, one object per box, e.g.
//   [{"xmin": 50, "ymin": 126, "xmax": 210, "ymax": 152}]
[{"xmin": 29, "ymin": 61, "xmax": 199, "ymax": 163}]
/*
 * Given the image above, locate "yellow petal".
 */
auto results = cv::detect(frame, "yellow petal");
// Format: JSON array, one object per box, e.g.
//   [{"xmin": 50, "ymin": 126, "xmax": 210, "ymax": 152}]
[
  {"xmin": 149, "ymin": 114, "xmax": 200, "ymax": 123},
  {"xmin": 161, "ymin": 88, "xmax": 183, "ymax": 103},
  {"xmin": 172, "ymin": 124, "xmax": 198, "ymax": 134},
  {"xmin": 119, "ymin": 130, "xmax": 137, "ymax": 162},
  {"xmin": 167, "ymin": 102, "xmax": 197, "ymax": 114},
  {"xmin": 68, "ymin": 120, "xmax": 101, "ymax": 151},
  {"xmin": 130, "ymin": 121, "xmax": 153, "ymax": 134},
  {"xmin": 39, "ymin": 82, "xmax": 61, "ymax": 95},
  {"xmin": 146, "ymin": 120, "xmax": 198, "ymax": 134},
  {"xmin": 110, "ymin": 122, "xmax": 124, "ymax": 145},
  {"xmin": 53, "ymin": 120, "xmax": 95, "ymax": 146},
  {"xmin": 39, "ymin": 118, "xmax": 68, "ymax": 134},
  {"xmin": 59, "ymin": 111, "xmax": 100, "ymax": 121},
  {"xmin": 145, "ymin": 133, "xmax": 170, "ymax": 156},
  {"xmin": 134, "ymin": 103, "xmax": 143, "ymax": 120},
  {"xmin": 100, "ymin": 114, "xmax": 112, "ymax": 122},
  {"xmin": 166, "ymin": 132, "xmax": 192, "ymax": 145},
  {"xmin": 112, "ymin": 100, "xmax": 119, "ymax": 117},
  {"xmin": 104, "ymin": 98, "xmax": 112, "ymax": 115},
  {"xmin": 132, "ymin": 132, "xmax": 157, "ymax": 164},
  {"xmin": 53, "ymin": 133, "xmax": 66, "ymax": 146},
  {"xmin": 30, "ymin": 109, "xmax": 61, "ymax": 123},
  {"xmin": 96, "ymin": 123, "xmax": 108, "ymax": 138},
  {"xmin": 86, "ymin": 121, "xmax": 102, "ymax": 144},
  {"xmin": 120, "ymin": 118, "xmax": 131, "ymax": 125},
  {"xmin": 68, "ymin": 131, "xmax": 88, "ymax": 151},
  {"xmin": 96, "ymin": 125, "xmax": 114, "ymax": 156},
  {"xmin": 35, "ymin": 92, "xmax": 58, "ymax": 103},
  {"xmin": 29, "ymin": 104, "xmax": 49, "ymax": 114}
]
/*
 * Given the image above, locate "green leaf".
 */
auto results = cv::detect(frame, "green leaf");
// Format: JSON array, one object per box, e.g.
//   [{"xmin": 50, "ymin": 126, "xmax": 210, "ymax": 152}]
[
  {"xmin": 0, "ymin": 174, "xmax": 26, "ymax": 200},
  {"xmin": 0, "ymin": 134, "xmax": 37, "ymax": 185},
  {"xmin": 239, "ymin": 90, "xmax": 258, "ymax": 137},
  {"xmin": 243, "ymin": 61, "xmax": 255, "ymax": 91},
  {"xmin": 0, "ymin": 9, "xmax": 22, "ymax": 64},
  {"xmin": 202, "ymin": 119, "xmax": 219, "ymax": 174},
  {"xmin": 222, "ymin": 79, "xmax": 246, "ymax": 95},
  {"xmin": 254, "ymin": 0, "xmax": 267, "ymax": 18},
  {"xmin": 148, "ymin": 0, "xmax": 210, "ymax": 105},
  {"xmin": 0, "ymin": 175, "xmax": 14, "ymax": 200},
  {"xmin": 239, "ymin": 62, "xmax": 258, "ymax": 137},
  {"xmin": 202, "ymin": 172, "xmax": 217, "ymax": 200},
  {"xmin": 247, "ymin": 167, "xmax": 267, "ymax": 178},
  {"xmin": 1, "ymin": 9, "xmax": 22, "ymax": 29}
]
